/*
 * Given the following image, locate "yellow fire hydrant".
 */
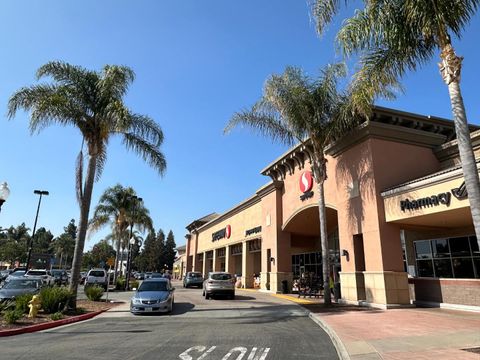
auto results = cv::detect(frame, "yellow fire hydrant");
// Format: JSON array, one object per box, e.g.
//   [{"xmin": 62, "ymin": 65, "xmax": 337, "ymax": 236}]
[{"xmin": 28, "ymin": 295, "xmax": 42, "ymax": 318}]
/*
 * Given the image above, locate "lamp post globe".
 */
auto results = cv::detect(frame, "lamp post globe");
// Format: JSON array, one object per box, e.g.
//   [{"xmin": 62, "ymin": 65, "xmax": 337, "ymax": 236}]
[{"xmin": 0, "ymin": 182, "xmax": 10, "ymax": 213}]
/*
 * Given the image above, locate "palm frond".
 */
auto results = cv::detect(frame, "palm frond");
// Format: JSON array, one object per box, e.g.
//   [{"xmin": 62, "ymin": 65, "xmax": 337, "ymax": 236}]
[
  {"xmin": 310, "ymin": 0, "xmax": 342, "ymax": 36},
  {"xmin": 121, "ymin": 133, "xmax": 167, "ymax": 176}
]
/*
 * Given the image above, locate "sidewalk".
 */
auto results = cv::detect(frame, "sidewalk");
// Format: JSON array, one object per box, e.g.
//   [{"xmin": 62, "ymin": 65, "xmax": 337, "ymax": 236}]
[{"xmin": 242, "ymin": 290, "xmax": 480, "ymax": 360}]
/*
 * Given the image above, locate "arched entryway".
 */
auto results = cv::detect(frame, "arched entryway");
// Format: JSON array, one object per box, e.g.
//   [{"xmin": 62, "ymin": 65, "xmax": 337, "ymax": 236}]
[{"xmin": 282, "ymin": 204, "xmax": 340, "ymax": 293}]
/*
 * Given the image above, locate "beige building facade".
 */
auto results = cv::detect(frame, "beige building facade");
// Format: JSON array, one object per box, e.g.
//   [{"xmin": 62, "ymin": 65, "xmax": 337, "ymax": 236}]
[{"xmin": 185, "ymin": 107, "xmax": 480, "ymax": 309}]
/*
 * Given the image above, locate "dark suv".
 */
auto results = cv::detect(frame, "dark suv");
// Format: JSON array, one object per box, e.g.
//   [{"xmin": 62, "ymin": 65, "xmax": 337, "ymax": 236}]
[
  {"xmin": 51, "ymin": 269, "xmax": 69, "ymax": 286},
  {"xmin": 183, "ymin": 272, "xmax": 203, "ymax": 288}
]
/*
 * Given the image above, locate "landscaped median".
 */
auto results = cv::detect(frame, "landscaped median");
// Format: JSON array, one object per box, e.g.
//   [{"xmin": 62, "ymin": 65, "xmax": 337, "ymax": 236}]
[
  {"xmin": 0, "ymin": 297, "xmax": 121, "ymax": 337},
  {"xmin": 0, "ymin": 308, "xmax": 105, "ymax": 337}
]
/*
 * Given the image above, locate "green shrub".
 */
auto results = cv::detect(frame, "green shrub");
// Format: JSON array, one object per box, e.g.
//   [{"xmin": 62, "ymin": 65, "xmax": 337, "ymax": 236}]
[
  {"xmin": 15, "ymin": 293, "xmax": 34, "ymax": 314},
  {"xmin": 85, "ymin": 285, "xmax": 104, "ymax": 301},
  {"xmin": 4, "ymin": 309, "xmax": 23, "ymax": 324},
  {"xmin": 0, "ymin": 299, "xmax": 15, "ymax": 312},
  {"xmin": 115, "ymin": 276, "xmax": 126, "ymax": 290},
  {"xmin": 129, "ymin": 279, "xmax": 139, "ymax": 290},
  {"xmin": 50, "ymin": 312, "xmax": 64, "ymax": 321},
  {"xmin": 40, "ymin": 286, "xmax": 73, "ymax": 314}
]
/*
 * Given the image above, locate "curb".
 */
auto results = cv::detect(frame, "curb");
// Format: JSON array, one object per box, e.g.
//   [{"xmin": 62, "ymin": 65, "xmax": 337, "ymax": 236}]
[
  {"xmin": 259, "ymin": 291, "xmax": 350, "ymax": 360},
  {"xmin": 0, "ymin": 310, "xmax": 105, "ymax": 337},
  {"xmin": 306, "ymin": 311, "xmax": 350, "ymax": 360}
]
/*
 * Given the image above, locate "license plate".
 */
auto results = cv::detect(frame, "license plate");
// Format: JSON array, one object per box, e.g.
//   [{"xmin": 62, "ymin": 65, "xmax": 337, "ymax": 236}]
[{"xmin": 145, "ymin": 307, "xmax": 153, "ymax": 312}]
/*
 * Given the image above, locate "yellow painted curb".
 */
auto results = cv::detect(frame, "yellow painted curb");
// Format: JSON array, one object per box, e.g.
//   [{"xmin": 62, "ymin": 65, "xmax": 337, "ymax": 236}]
[{"xmin": 271, "ymin": 293, "xmax": 316, "ymax": 304}]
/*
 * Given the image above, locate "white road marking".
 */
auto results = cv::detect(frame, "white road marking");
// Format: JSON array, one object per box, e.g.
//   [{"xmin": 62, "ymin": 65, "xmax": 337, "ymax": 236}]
[
  {"xmin": 221, "ymin": 347, "xmax": 247, "ymax": 360},
  {"xmin": 247, "ymin": 348, "xmax": 270, "ymax": 360},
  {"xmin": 179, "ymin": 346, "xmax": 270, "ymax": 360}
]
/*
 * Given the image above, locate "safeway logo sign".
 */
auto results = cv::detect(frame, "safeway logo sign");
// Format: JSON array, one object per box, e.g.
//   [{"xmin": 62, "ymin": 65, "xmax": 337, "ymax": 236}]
[
  {"xmin": 299, "ymin": 171, "xmax": 313, "ymax": 193},
  {"xmin": 226, "ymin": 225, "xmax": 231, "ymax": 239}
]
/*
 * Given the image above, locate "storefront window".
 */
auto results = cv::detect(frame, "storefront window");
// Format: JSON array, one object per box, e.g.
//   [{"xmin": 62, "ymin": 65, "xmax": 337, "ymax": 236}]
[
  {"xmin": 432, "ymin": 239, "xmax": 449, "ymax": 258},
  {"xmin": 414, "ymin": 235, "xmax": 479, "ymax": 279},
  {"xmin": 449, "ymin": 237, "xmax": 470, "ymax": 257},
  {"xmin": 417, "ymin": 260, "xmax": 434, "ymax": 277},
  {"xmin": 433, "ymin": 259, "xmax": 453, "ymax": 278},
  {"xmin": 470, "ymin": 236, "xmax": 480, "ymax": 256},
  {"xmin": 452, "ymin": 258, "xmax": 475, "ymax": 278},
  {"xmin": 415, "ymin": 240, "xmax": 432, "ymax": 259}
]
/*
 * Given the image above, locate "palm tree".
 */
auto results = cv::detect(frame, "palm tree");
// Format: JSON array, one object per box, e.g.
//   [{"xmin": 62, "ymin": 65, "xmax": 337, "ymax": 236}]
[
  {"xmin": 89, "ymin": 184, "xmax": 153, "ymax": 282},
  {"xmin": 8, "ymin": 61, "xmax": 166, "ymax": 306},
  {"xmin": 50, "ymin": 233, "xmax": 75, "ymax": 269},
  {"xmin": 313, "ymin": 0, "xmax": 480, "ymax": 248},
  {"xmin": 225, "ymin": 64, "xmax": 360, "ymax": 304}
]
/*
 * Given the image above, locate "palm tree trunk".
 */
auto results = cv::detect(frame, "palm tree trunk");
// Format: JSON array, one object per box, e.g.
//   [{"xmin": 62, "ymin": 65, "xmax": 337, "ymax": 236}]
[
  {"xmin": 113, "ymin": 237, "xmax": 121, "ymax": 284},
  {"xmin": 312, "ymin": 150, "xmax": 331, "ymax": 305},
  {"xmin": 318, "ymin": 180, "xmax": 331, "ymax": 305},
  {"xmin": 440, "ymin": 44, "xmax": 480, "ymax": 249},
  {"xmin": 59, "ymin": 253, "xmax": 63, "ymax": 270},
  {"xmin": 69, "ymin": 153, "xmax": 97, "ymax": 307}
]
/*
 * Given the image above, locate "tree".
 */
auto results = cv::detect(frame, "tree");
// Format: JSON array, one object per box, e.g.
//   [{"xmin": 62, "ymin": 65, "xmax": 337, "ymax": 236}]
[
  {"xmin": 89, "ymin": 184, "xmax": 153, "ymax": 282},
  {"xmin": 154, "ymin": 229, "xmax": 166, "ymax": 272},
  {"xmin": 225, "ymin": 64, "xmax": 360, "ymax": 304},
  {"xmin": 313, "ymin": 0, "xmax": 480, "ymax": 248},
  {"xmin": 82, "ymin": 239, "xmax": 116, "ymax": 270},
  {"xmin": 137, "ymin": 230, "xmax": 157, "ymax": 271},
  {"xmin": 8, "ymin": 62, "xmax": 167, "ymax": 307},
  {"xmin": 164, "ymin": 230, "xmax": 176, "ymax": 270},
  {"xmin": 50, "ymin": 219, "xmax": 76, "ymax": 268},
  {"xmin": 32, "ymin": 227, "xmax": 54, "ymax": 255},
  {"xmin": 0, "ymin": 223, "xmax": 31, "ymax": 267}
]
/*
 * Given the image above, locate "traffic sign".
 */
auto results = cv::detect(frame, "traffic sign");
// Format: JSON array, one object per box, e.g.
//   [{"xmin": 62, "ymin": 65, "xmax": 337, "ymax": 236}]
[{"xmin": 107, "ymin": 257, "xmax": 115, "ymax": 267}]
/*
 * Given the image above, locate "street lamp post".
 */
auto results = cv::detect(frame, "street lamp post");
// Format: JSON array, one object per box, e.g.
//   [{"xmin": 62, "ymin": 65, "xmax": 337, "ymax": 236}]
[
  {"xmin": 125, "ymin": 196, "xmax": 142, "ymax": 291},
  {"xmin": 0, "ymin": 182, "xmax": 10, "ymax": 213},
  {"xmin": 26, "ymin": 190, "xmax": 49, "ymax": 270}
]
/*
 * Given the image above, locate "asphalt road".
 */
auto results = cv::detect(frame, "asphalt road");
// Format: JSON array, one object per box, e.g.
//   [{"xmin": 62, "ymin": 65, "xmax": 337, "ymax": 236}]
[{"xmin": 0, "ymin": 281, "xmax": 338, "ymax": 360}]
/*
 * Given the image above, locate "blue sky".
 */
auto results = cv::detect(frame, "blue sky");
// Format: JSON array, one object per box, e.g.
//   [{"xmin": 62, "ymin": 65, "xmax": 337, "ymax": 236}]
[{"xmin": 1, "ymin": 1, "xmax": 479, "ymax": 250}]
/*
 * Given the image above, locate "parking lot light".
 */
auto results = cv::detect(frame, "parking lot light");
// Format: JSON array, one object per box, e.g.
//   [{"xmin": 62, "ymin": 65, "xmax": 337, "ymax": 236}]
[{"xmin": 0, "ymin": 182, "xmax": 10, "ymax": 213}]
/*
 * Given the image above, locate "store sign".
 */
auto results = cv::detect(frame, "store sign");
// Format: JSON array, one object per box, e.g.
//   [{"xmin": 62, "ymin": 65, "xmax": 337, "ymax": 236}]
[
  {"xmin": 400, "ymin": 181, "xmax": 469, "ymax": 212},
  {"xmin": 212, "ymin": 225, "xmax": 231, "ymax": 241},
  {"xmin": 400, "ymin": 192, "xmax": 451, "ymax": 211},
  {"xmin": 299, "ymin": 171, "xmax": 314, "ymax": 201},
  {"xmin": 451, "ymin": 181, "xmax": 468, "ymax": 200},
  {"xmin": 245, "ymin": 226, "xmax": 262, "ymax": 237}
]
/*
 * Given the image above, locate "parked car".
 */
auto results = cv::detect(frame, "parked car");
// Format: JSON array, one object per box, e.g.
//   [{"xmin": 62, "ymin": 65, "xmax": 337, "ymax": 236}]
[
  {"xmin": 50, "ymin": 269, "xmax": 69, "ymax": 286},
  {"xmin": 84, "ymin": 268, "xmax": 108, "ymax": 290},
  {"xmin": 0, "ymin": 269, "xmax": 13, "ymax": 282},
  {"xmin": 144, "ymin": 272, "xmax": 153, "ymax": 279},
  {"xmin": 150, "ymin": 272, "xmax": 163, "ymax": 279},
  {"xmin": 79, "ymin": 271, "xmax": 87, "ymax": 284},
  {"xmin": 183, "ymin": 271, "xmax": 203, "ymax": 288},
  {"xmin": 0, "ymin": 277, "xmax": 43, "ymax": 301},
  {"xmin": 135, "ymin": 272, "xmax": 145, "ymax": 280},
  {"xmin": 130, "ymin": 278, "xmax": 175, "ymax": 314},
  {"xmin": 203, "ymin": 272, "xmax": 235, "ymax": 300},
  {"xmin": 25, "ymin": 269, "xmax": 55, "ymax": 286},
  {"xmin": 4, "ymin": 269, "xmax": 27, "ymax": 283}
]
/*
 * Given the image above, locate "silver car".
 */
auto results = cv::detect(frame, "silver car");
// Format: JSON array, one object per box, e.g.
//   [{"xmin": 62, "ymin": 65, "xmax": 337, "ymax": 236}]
[
  {"xmin": 130, "ymin": 278, "xmax": 175, "ymax": 314},
  {"xmin": 203, "ymin": 272, "xmax": 235, "ymax": 300}
]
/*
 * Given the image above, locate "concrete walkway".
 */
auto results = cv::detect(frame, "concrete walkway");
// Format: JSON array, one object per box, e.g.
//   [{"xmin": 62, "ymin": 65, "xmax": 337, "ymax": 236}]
[{"xmin": 249, "ymin": 291, "xmax": 480, "ymax": 360}]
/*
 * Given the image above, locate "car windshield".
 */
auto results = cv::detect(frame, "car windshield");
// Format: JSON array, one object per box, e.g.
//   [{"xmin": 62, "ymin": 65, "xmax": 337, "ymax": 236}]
[
  {"xmin": 189, "ymin": 273, "xmax": 202, "ymax": 278},
  {"xmin": 51, "ymin": 270, "xmax": 64, "ymax": 276},
  {"xmin": 89, "ymin": 271, "xmax": 105, "ymax": 277},
  {"xmin": 211, "ymin": 273, "xmax": 232, "ymax": 281},
  {"xmin": 138, "ymin": 281, "xmax": 168, "ymax": 292},
  {"xmin": 10, "ymin": 271, "xmax": 26, "ymax": 277},
  {"xmin": 27, "ymin": 270, "xmax": 46, "ymax": 276},
  {"xmin": 150, "ymin": 273, "xmax": 163, "ymax": 278},
  {"xmin": 3, "ymin": 279, "xmax": 40, "ymax": 289}
]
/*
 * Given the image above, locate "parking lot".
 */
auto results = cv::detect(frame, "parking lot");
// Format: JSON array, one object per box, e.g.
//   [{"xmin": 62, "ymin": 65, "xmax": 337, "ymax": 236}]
[{"xmin": 0, "ymin": 280, "xmax": 338, "ymax": 360}]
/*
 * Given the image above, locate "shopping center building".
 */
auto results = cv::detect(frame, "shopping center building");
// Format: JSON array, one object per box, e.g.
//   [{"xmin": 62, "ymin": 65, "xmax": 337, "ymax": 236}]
[{"xmin": 185, "ymin": 106, "xmax": 480, "ymax": 309}]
